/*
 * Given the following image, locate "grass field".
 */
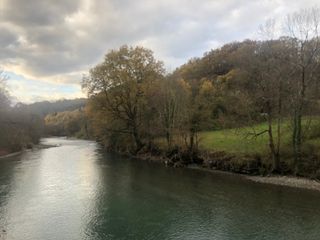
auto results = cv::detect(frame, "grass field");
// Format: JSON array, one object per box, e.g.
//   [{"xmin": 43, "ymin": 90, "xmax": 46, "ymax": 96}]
[
  {"xmin": 199, "ymin": 119, "xmax": 320, "ymax": 156},
  {"xmin": 155, "ymin": 118, "xmax": 320, "ymax": 157}
]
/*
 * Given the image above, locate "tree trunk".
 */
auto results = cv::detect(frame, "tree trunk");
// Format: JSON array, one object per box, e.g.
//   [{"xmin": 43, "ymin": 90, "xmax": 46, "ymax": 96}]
[
  {"xmin": 166, "ymin": 128, "xmax": 172, "ymax": 150},
  {"xmin": 266, "ymin": 109, "xmax": 277, "ymax": 171},
  {"xmin": 293, "ymin": 110, "xmax": 298, "ymax": 174},
  {"xmin": 189, "ymin": 130, "xmax": 194, "ymax": 153},
  {"xmin": 293, "ymin": 110, "xmax": 303, "ymax": 175},
  {"xmin": 132, "ymin": 123, "xmax": 144, "ymax": 153},
  {"xmin": 275, "ymin": 81, "xmax": 282, "ymax": 172},
  {"xmin": 293, "ymin": 66, "xmax": 305, "ymax": 175}
]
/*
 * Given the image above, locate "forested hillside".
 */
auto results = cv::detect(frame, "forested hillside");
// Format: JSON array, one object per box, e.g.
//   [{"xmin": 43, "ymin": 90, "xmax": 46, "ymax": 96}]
[
  {"xmin": 44, "ymin": 108, "xmax": 89, "ymax": 138},
  {"xmin": 21, "ymin": 98, "xmax": 86, "ymax": 117},
  {"xmin": 82, "ymin": 8, "xmax": 320, "ymax": 177}
]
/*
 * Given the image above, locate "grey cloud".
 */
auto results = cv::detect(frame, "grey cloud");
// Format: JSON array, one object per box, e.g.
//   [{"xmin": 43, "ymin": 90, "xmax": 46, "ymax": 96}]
[
  {"xmin": 0, "ymin": 0, "xmax": 320, "ymax": 85},
  {"xmin": 0, "ymin": 27, "xmax": 18, "ymax": 48},
  {"xmin": 2, "ymin": 0, "xmax": 80, "ymax": 26}
]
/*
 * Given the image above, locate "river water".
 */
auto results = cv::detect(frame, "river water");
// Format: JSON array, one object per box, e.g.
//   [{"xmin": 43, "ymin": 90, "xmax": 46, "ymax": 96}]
[{"xmin": 0, "ymin": 138, "xmax": 320, "ymax": 240}]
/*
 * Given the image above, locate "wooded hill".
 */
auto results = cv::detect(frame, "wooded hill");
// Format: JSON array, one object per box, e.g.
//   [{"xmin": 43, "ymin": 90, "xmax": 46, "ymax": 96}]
[
  {"xmin": 20, "ymin": 98, "xmax": 86, "ymax": 117},
  {"xmin": 82, "ymin": 8, "xmax": 320, "ymax": 177}
]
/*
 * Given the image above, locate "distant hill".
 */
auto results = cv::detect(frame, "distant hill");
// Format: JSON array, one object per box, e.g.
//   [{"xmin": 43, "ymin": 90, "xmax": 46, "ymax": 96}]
[
  {"xmin": 44, "ymin": 108, "xmax": 89, "ymax": 138},
  {"xmin": 17, "ymin": 98, "xmax": 87, "ymax": 117}
]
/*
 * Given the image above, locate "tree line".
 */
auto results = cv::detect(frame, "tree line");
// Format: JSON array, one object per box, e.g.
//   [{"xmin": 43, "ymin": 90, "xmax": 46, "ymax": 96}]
[
  {"xmin": 83, "ymin": 8, "xmax": 320, "ymax": 175},
  {"xmin": 44, "ymin": 108, "xmax": 89, "ymax": 138},
  {"xmin": 0, "ymin": 72, "xmax": 43, "ymax": 155},
  {"xmin": 0, "ymin": 75, "xmax": 87, "ymax": 155}
]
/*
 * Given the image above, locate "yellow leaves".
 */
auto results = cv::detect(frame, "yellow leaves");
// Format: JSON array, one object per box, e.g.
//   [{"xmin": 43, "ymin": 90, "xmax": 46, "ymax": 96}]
[
  {"xmin": 45, "ymin": 109, "xmax": 83, "ymax": 126},
  {"xmin": 216, "ymin": 69, "xmax": 239, "ymax": 83},
  {"xmin": 177, "ymin": 79, "xmax": 191, "ymax": 96},
  {"xmin": 199, "ymin": 79, "xmax": 214, "ymax": 96}
]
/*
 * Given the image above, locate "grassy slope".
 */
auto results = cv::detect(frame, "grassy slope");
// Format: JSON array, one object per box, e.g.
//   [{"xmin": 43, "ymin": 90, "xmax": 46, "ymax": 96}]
[{"xmin": 199, "ymin": 119, "xmax": 320, "ymax": 156}]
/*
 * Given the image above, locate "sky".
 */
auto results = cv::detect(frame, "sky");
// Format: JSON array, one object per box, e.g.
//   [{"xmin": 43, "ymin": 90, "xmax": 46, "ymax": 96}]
[{"xmin": 0, "ymin": 0, "xmax": 319, "ymax": 103}]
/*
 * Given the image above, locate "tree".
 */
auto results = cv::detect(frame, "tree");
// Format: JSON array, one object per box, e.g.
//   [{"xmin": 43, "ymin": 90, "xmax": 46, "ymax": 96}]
[
  {"xmin": 179, "ymin": 78, "xmax": 215, "ymax": 155},
  {"xmin": 285, "ymin": 7, "xmax": 320, "ymax": 173},
  {"xmin": 152, "ymin": 76, "xmax": 189, "ymax": 150},
  {"xmin": 0, "ymin": 71, "xmax": 10, "ymax": 111},
  {"xmin": 44, "ymin": 109, "xmax": 88, "ymax": 138},
  {"xmin": 0, "ymin": 72, "xmax": 43, "ymax": 154},
  {"xmin": 82, "ymin": 45, "xmax": 165, "ymax": 152},
  {"xmin": 237, "ymin": 39, "xmax": 292, "ymax": 172}
]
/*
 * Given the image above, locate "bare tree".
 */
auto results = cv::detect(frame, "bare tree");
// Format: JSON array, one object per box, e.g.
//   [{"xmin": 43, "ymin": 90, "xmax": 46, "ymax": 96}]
[
  {"xmin": 285, "ymin": 7, "xmax": 320, "ymax": 173},
  {"xmin": 0, "ymin": 71, "xmax": 10, "ymax": 111}
]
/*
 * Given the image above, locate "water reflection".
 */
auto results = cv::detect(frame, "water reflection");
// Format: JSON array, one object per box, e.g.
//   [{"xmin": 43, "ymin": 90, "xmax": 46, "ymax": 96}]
[{"xmin": 0, "ymin": 138, "xmax": 320, "ymax": 240}]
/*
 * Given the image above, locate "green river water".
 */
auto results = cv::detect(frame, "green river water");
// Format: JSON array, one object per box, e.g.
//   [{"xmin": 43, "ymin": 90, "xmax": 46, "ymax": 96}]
[{"xmin": 0, "ymin": 137, "xmax": 320, "ymax": 240}]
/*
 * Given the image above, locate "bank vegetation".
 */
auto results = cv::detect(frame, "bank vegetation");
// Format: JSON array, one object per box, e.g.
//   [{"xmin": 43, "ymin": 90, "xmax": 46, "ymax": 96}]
[
  {"xmin": 0, "ymin": 72, "xmax": 43, "ymax": 155},
  {"xmin": 82, "ymin": 8, "xmax": 320, "ymax": 178}
]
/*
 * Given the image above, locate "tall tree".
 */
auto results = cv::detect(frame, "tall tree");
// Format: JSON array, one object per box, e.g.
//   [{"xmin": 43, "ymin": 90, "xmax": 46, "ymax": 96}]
[
  {"xmin": 239, "ymin": 39, "xmax": 291, "ymax": 171},
  {"xmin": 285, "ymin": 7, "xmax": 320, "ymax": 173},
  {"xmin": 82, "ymin": 45, "xmax": 165, "ymax": 152}
]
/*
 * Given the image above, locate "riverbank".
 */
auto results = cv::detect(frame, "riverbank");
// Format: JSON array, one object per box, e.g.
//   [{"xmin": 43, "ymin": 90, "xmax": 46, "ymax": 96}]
[
  {"xmin": 0, "ymin": 151, "xmax": 22, "ymax": 159},
  {"xmin": 132, "ymin": 149, "xmax": 320, "ymax": 192},
  {"xmin": 247, "ymin": 175, "xmax": 320, "ymax": 191},
  {"xmin": 0, "ymin": 143, "xmax": 57, "ymax": 159},
  {"xmin": 187, "ymin": 165, "xmax": 320, "ymax": 191}
]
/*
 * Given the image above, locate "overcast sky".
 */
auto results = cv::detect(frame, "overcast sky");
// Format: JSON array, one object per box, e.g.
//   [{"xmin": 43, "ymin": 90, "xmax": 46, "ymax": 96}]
[{"xmin": 0, "ymin": 0, "xmax": 319, "ymax": 103}]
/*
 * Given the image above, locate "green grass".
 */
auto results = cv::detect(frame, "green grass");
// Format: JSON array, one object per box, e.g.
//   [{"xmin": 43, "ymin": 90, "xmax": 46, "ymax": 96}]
[
  {"xmin": 200, "ymin": 123, "xmax": 273, "ymax": 155},
  {"xmin": 200, "ymin": 128, "xmax": 268, "ymax": 155},
  {"xmin": 155, "ymin": 118, "xmax": 320, "ymax": 157},
  {"xmin": 199, "ymin": 118, "xmax": 320, "ymax": 156}
]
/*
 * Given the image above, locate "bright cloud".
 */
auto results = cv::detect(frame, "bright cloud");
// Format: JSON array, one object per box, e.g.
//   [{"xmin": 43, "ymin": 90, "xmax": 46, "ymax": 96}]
[{"xmin": 0, "ymin": 0, "xmax": 319, "ymax": 102}]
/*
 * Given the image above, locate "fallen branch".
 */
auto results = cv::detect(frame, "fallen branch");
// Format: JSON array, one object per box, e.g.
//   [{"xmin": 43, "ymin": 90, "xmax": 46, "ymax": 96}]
[{"xmin": 244, "ymin": 129, "xmax": 268, "ymax": 139}]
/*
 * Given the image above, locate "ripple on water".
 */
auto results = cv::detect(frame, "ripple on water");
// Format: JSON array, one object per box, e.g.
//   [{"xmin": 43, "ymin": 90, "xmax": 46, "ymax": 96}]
[{"xmin": 0, "ymin": 138, "xmax": 320, "ymax": 240}]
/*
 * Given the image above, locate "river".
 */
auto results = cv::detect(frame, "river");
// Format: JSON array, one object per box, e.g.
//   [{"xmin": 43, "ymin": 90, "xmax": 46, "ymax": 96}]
[{"xmin": 0, "ymin": 137, "xmax": 320, "ymax": 240}]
